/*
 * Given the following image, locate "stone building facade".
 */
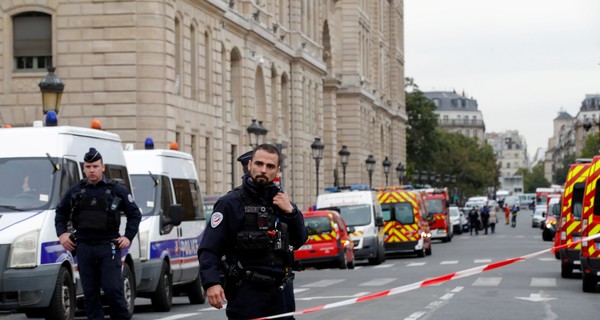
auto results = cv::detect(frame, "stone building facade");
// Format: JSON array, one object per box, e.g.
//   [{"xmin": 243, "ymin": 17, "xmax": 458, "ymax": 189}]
[
  {"xmin": 0, "ymin": 0, "xmax": 406, "ymax": 209},
  {"xmin": 486, "ymin": 131, "xmax": 528, "ymax": 194}
]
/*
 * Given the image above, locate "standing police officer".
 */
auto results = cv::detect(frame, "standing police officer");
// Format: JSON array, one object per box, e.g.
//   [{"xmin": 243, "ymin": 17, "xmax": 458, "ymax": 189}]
[
  {"xmin": 55, "ymin": 148, "xmax": 141, "ymax": 320},
  {"xmin": 199, "ymin": 144, "xmax": 308, "ymax": 320}
]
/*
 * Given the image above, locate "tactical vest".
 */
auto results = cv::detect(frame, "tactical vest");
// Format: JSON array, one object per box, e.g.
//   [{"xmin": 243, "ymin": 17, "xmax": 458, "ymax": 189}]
[
  {"xmin": 71, "ymin": 180, "xmax": 121, "ymax": 233},
  {"xmin": 233, "ymin": 188, "xmax": 294, "ymax": 269}
]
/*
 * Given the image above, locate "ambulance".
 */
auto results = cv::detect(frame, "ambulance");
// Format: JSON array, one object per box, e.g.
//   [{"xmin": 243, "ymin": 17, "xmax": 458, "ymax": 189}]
[
  {"xmin": 377, "ymin": 188, "xmax": 432, "ymax": 257},
  {"xmin": 541, "ymin": 195, "xmax": 561, "ymax": 241},
  {"xmin": 316, "ymin": 185, "xmax": 386, "ymax": 265},
  {"xmin": 124, "ymin": 139, "xmax": 206, "ymax": 311},
  {"xmin": 581, "ymin": 155, "xmax": 600, "ymax": 292},
  {"xmin": 0, "ymin": 115, "xmax": 141, "ymax": 318},
  {"xmin": 554, "ymin": 161, "xmax": 589, "ymax": 278}
]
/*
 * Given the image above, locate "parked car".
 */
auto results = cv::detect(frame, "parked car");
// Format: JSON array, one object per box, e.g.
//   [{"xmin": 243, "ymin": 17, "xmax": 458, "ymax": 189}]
[
  {"xmin": 449, "ymin": 205, "xmax": 467, "ymax": 234},
  {"xmin": 531, "ymin": 205, "xmax": 546, "ymax": 228},
  {"xmin": 294, "ymin": 210, "xmax": 355, "ymax": 269}
]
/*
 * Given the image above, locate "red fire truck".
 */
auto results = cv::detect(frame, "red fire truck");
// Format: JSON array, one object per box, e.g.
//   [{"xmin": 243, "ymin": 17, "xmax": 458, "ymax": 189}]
[{"xmin": 423, "ymin": 188, "xmax": 453, "ymax": 242}]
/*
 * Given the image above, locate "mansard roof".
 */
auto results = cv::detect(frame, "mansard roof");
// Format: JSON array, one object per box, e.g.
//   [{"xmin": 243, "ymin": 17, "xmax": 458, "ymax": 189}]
[{"xmin": 423, "ymin": 91, "xmax": 479, "ymax": 111}]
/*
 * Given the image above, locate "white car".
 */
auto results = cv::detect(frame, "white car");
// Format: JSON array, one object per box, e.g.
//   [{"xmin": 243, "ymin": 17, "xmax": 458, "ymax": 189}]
[
  {"xmin": 449, "ymin": 206, "xmax": 467, "ymax": 234},
  {"xmin": 531, "ymin": 205, "xmax": 546, "ymax": 228}
]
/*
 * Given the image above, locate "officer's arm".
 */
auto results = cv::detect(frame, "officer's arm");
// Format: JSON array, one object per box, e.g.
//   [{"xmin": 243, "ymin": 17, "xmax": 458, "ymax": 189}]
[
  {"xmin": 121, "ymin": 188, "xmax": 142, "ymax": 242},
  {"xmin": 54, "ymin": 187, "xmax": 75, "ymax": 237},
  {"xmin": 279, "ymin": 204, "xmax": 308, "ymax": 249}
]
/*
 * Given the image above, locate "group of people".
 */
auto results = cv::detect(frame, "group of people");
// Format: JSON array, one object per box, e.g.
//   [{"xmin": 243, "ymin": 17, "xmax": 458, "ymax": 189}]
[
  {"xmin": 55, "ymin": 144, "xmax": 307, "ymax": 320},
  {"xmin": 467, "ymin": 205, "xmax": 498, "ymax": 235}
]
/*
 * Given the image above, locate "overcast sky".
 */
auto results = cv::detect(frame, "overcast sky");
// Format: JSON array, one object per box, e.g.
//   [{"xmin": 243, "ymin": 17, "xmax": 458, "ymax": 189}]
[{"xmin": 404, "ymin": 0, "xmax": 600, "ymax": 160}]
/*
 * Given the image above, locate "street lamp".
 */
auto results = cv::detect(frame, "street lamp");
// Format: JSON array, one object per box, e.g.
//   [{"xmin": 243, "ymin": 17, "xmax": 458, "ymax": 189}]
[
  {"xmin": 247, "ymin": 119, "xmax": 262, "ymax": 147},
  {"xmin": 365, "ymin": 155, "xmax": 376, "ymax": 188},
  {"xmin": 257, "ymin": 120, "xmax": 268, "ymax": 144},
  {"xmin": 338, "ymin": 145, "xmax": 350, "ymax": 187},
  {"xmin": 311, "ymin": 137, "xmax": 325, "ymax": 198},
  {"xmin": 382, "ymin": 156, "xmax": 391, "ymax": 186},
  {"xmin": 38, "ymin": 66, "xmax": 65, "ymax": 114},
  {"xmin": 396, "ymin": 162, "xmax": 405, "ymax": 185}
]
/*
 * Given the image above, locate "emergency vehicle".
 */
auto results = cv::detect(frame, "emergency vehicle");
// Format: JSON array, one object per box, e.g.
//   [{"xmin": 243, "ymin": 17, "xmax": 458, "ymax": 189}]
[
  {"xmin": 554, "ymin": 161, "xmax": 589, "ymax": 278},
  {"xmin": 0, "ymin": 115, "xmax": 141, "ymax": 318},
  {"xmin": 316, "ymin": 185, "xmax": 385, "ymax": 265},
  {"xmin": 423, "ymin": 188, "xmax": 453, "ymax": 242},
  {"xmin": 377, "ymin": 188, "xmax": 432, "ymax": 257},
  {"xmin": 124, "ymin": 139, "xmax": 206, "ymax": 311},
  {"xmin": 294, "ymin": 210, "xmax": 355, "ymax": 269},
  {"xmin": 535, "ymin": 186, "xmax": 563, "ymax": 206},
  {"xmin": 581, "ymin": 155, "xmax": 600, "ymax": 292},
  {"xmin": 541, "ymin": 195, "xmax": 561, "ymax": 241}
]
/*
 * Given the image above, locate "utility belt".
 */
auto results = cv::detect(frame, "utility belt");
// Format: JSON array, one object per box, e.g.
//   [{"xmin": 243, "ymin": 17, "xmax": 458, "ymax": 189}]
[
  {"xmin": 76, "ymin": 238, "xmax": 119, "ymax": 246},
  {"xmin": 222, "ymin": 258, "xmax": 294, "ymax": 292}
]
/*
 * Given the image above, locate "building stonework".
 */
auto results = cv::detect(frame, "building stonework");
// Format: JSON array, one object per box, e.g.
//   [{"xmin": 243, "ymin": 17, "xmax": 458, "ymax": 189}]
[
  {"xmin": 423, "ymin": 91, "xmax": 486, "ymax": 143},
  {"xmin": 0, "ymin": 0, "xmax": 406, "ymax": 209}
]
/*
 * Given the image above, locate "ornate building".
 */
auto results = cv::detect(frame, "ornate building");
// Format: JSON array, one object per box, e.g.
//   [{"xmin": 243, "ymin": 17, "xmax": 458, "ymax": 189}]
[
  {"xmin": 486, "ymin": 131, "xmax": 528, "ymax": 194},
  {"xmin": 0, "ymin": 0, "xmax": 406, "ymax": 209}
]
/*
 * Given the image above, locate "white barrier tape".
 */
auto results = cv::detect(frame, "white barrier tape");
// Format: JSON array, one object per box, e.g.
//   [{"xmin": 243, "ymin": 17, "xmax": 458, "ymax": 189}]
[{"xmin": 254, "ymin": 232, "xmax": 600, "ymax": 320}]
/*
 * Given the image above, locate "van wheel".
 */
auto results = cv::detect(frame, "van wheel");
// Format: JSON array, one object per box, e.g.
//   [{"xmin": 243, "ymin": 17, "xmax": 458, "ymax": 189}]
[
  {"xmin": 30, "ymin": 267, "xmax": 75, "ymax": 320},
  {"xmin": 151, "ymin": 262, "xmax": 173, "ymax": 311},
  {"xmin": 186, "ymin": 273, "xmax": 206, "ymax": 304},
  {"xmin": 561, "ymin": 262, "xmax": 573, "ymax": 278},
  {"xmin": 582, "ymin": 272, "xmax": 597, "ymax": 292},
  {"xmin": 337, "ymin": 252, "xmax": 348, "ymax": 270},
  {"xmin": 368, "ymin": 244, "xmax": 385, "ymax": 265},
  {"xmin": 122, "ymin": 264, "xmax": 136, "ymax": 315},
  {"xmin": 425, "ymin": 245, "xmax": 432, "ymax": 256},
  {"xmin": 347, "ymin": 256, "xmax": 355, "ymax": 269}
]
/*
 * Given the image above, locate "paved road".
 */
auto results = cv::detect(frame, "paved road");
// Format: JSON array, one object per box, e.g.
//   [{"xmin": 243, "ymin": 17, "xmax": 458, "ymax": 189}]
[{"xmin": 2, "ymin": 209, "xmax": 597, "ymax": 319}]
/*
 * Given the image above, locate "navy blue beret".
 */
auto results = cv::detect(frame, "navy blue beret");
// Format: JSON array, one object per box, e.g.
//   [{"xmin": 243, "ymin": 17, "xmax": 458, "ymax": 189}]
[
  {"xmin": 236, "ymin": 150, "xmax": 253, "ymax": 166},
  {"xmin": 84, "ymin": 147, "xmax": 102, "ymax": 163}
]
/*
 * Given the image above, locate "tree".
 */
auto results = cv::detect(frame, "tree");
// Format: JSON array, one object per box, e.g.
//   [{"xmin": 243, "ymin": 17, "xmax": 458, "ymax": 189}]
[
  {"xmin": 580, "ymin": 133, "xmax": 600, "ymax": 158},
  {"xmin": 553, "ymin": 153, "xmax": 576, "ymax": 185},
  {"xmin": 518, "ymin": 163, "xmax": 550, "ymax": 193},
  {"xmin": 405, "ymin": 79, "xmax": 439, "ymax": 171}
]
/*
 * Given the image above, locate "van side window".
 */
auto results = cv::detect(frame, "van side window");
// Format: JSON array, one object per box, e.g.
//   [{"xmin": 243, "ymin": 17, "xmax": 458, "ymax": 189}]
[
  {"xmin": 173, "ymin": 178, "xmax": 200, "ymax": 221},
  {"xmin": 161, "ymin": 176, "xmax": 173, "ymax": 212},
  {"xmin": 60, "ymin": 159, "xmax": 81, "ymax": 199}
]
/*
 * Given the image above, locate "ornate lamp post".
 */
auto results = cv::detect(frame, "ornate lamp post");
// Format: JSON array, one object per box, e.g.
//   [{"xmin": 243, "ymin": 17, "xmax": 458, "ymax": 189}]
[
  {"xmin": 247, "ymin": 119, "xmax": 262, "ymax": 147},
  {"xmin": 365, "ymin": 155, "xmax": 376, "ymax": 188},
  {"xmin": 38, "ymin": 66, "xmax": 65, "ymax": 114},
  {"xmin": 396, "ymin": 162, "xmax": 405, "ymax": 185},
  {"xmin": 257, "ymin": 120, "xmax": 268, "ymax": 144},
  {"xmin": 311, "ymin": 137, "xmax": 325, "ymax": 198},
  {"xmin": 338, "ymin": 145, "xmax": 350, "ymax": 187},
  {"xmin": 382, "ymin": 156, "xmax": 391, "ymax": 186}
]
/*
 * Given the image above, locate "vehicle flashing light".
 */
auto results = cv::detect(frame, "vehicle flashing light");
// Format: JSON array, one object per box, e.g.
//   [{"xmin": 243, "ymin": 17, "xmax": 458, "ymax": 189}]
[
  {"xmin": 169, "ymin": 141, "xmax": 179, "ymax": 151},
  {"xmin": 2, "ymin": 124, "xmax": 12, "ymax": 128},
  {"xmin": 324, "ymin": 184, "xmax": 371, "ymax": 192},
  {"xmin": 45, "ymin": 111, "xmax": 58, "ymax": 127},
  {"xmin": 90, "ymin": 119, "xmax": 102, "ymax": 130},
  {"xmin": 144, "ymin": 137, "xmax": 154, "ymax": 150}
]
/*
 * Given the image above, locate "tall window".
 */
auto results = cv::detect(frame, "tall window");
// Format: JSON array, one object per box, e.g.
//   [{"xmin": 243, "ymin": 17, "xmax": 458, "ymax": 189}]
[
  {"xmin": 175, "ymin": 17, "xmax": 182, "ymax": 95},
  {"xmin": 281, "ymin": 73, "xmax": 290, "ymax": 135},
  {"xmin": 191, "ymin": 25, "xmax": 197, "ymax": 99},
  {"xmin": 13, "ymin": 12, "xmax": 51, "ymax": 71},
  {"xmin": 230, "ymin": 48, "xmax": 242, "ymax": 123},
  {"xmin": 205, "ymin": 31, "xmax": 212, "ymax": 103}
]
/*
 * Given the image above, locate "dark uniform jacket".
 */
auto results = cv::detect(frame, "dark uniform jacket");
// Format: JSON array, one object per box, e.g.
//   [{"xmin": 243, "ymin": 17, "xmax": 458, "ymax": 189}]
[
  {"xmin": 198, "ymin": 175, "xmax": 308, "ymax": 290},
  {"xmin": 55, "ymin": 177, "xmax": 141, "ymax": 243}
]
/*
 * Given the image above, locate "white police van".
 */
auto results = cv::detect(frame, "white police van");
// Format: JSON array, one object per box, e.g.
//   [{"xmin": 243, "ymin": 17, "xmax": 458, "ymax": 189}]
[
  {"xmin": 316, "ymin": 185, "xmax": 386, "ymax": 265},
  {"xmin": 0, "ymin": 115, "xmax": 141, "ymax": 319},
  {"xmin": 124, "ymin": 139, "xmax": 206, "ymax": 311}
]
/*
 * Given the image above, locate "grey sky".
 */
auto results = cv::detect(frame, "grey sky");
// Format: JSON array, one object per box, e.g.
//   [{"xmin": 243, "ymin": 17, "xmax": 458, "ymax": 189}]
[{"xmin": 404, "ymin": 0, "xmax": 600, "ymax": 160}]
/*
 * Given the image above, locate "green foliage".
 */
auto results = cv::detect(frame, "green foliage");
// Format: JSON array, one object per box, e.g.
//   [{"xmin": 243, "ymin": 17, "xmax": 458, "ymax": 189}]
[
  {"xmin": 522, "ymin": 162, "xmax": 550, "ymax": 193},
  {"xmin": 553, "ymin": 154, "xmax": 576, "ymax": 185},
  {"xmin": 405, "ymin": 78, "xmax": 499, "ymax": 199},
  {"xmin": 580, "ymin": 134, "xmax": 600, "ymax": 158}
]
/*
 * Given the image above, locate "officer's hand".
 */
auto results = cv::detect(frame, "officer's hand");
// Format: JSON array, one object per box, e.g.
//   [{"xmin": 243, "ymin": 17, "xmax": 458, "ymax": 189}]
[
  {"xmin": 59, "ymin": 233, "xmax": 75, "ymax": 251},
  {"xmin": 207, "ymin": 284, "xmax": 226, "ymax": 309},
  {"xmin": 116, "ymin": 236, "xmax": 130, "ymax": 250},
  {"xmin": 273, "ymin": 192, "xmax": 294, "ymax": 214}
]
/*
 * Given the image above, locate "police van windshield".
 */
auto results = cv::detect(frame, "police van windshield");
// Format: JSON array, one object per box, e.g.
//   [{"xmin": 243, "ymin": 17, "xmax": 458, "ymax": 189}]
[
  {"xmin": 425, "ymin": 199, "xmax": 443, "ymax": 214},
  {"xmin": 0, "ymin": 157, "xmax": 58, "ymax": 212},
  {"xmin": 381, "ymin": 202, "xmax": 415, "ymax": 224},
  {"xmin": 130, "ymin": 174, "xmax": 159, "ymax": 215},
  {"xmin": 305, "ymin": 216, "xmax": 332, "ymax": 235},
  {"xmin": 321, "ymin": 204, "xmax": 371, "ymax": 227}
]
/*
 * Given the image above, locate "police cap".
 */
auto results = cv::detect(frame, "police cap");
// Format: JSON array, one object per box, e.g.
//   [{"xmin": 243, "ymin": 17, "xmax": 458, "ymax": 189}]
[
  {"xmin": 236, "ymin": 150, "xmax": 253, "ymax": 166},
  {"xmin": 84, "ymin": 147, "xmax": 103, "ymax": 163}
]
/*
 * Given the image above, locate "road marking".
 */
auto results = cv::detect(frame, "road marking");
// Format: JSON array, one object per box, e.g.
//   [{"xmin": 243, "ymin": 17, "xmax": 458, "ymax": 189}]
[
  {"xmin": 294, "ymin": 288, "xmax": 310, "ymax": 293},
  {"xmin": 407, "ymin": 262, "xmax": 426, "ymax": 267},
  {"xmin": 472, "ymin": 277, "xmax": 502, "ymax": 286},
  {"xmin": 474, "ymin": 259, "xmax": 492, "ymax": 263},
  {"xmin": 516, "ymin": 292, "xmax": 557, "ymax": 302},
  {"xmin": 296, "ymin": 292, "xmax": 369, "ymax": 301},
  {"xmin": 451, "ymin": 286, "xmax": 464, "ymax": 293},
  {"xmin": 161, "ymin": 313, "xmax": 202, "ymax": 319},
  {"xmin": 404, "ymin": 311, "xmax": 426, "ymax": 320},
  {"xmin": 359, "ymin": 278, "xmax": 396, "ymax": 286},
  {"xmin": 439, "ymin": 293, "xmax": 454, "ymax": 300},
  {"xmin": 538, "ymin": 257, "xmax": 555, "ymax": 262},
  {"xmin": 373, "ymin": 263, "xmax": 394, "ymax": 268},
  {"xmin": 301, "ymin": 279, "xmax": 345, "ymax": 287},
  {"xmin": 441, "ymin": 260, "xmax": 459, "ymax": 264},
  {"xmin": 531, "ymin": 278, "xmax": 556, "ymax": 287}
]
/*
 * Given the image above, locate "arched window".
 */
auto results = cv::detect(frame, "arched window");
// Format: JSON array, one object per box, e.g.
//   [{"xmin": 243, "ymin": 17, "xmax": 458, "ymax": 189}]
[
  {"xmin": 230, "ymin": 48, "xmax": 242, "ymax": 123},
  {"xmin": 175, "ymin": 17, "xmax": 182, "ymax": 95},
  {"xmin": 190, "ymin": 24, "xmax": 197, "ymax": 99},
  {"xmin": 255, "ymin": 66, "xmax": 266, "ymax": 124},
  {"xmin": 205, "ymin": 31, "xmax": 212, "ymax": 103},
  {"xmin": 281, "ymin": 73, "xmax": 290, "ymax": 135},
  {"xmin": 13, "ymin": 12, "xmax": 51, "ymax": 71}
]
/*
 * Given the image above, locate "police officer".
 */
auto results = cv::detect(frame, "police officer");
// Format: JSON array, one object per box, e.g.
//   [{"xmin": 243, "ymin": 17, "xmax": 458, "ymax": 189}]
[
  {"xmin": 236, "ymin": 150, "xmax": 253, "ymax": 175},
  {"xmin": 55, "ymin": 148, "xmax": 141, "ymax": 320},
  {"xmin": 199, "ymin": 144, "xmax": 308, "ymax": 320}
]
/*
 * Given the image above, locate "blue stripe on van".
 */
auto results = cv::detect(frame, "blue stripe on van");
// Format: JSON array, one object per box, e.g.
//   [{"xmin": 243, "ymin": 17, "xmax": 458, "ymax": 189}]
[{"xmin": 148, "ymin": 235, "xmax": 202, "ymax": 260}]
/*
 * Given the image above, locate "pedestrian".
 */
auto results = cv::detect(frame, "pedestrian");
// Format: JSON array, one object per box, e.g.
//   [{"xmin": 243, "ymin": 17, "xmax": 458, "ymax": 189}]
[
  {"xmin": 468, "ymin": 207, "xmax": 479, "ymax": 235},
  {"xmin": 504, "ymin": 204, "xmax": 510, "ymax": 225},
  {"xmin": 511, "ymin": 204, "xmax": 519, "ymax": 227},
  {"xmin": 488, "ymin": 208, "xmax": 497, "ymax": 234},
  {"xmin": 198, "ymin": 144, "xmax": 308, "ymax": 320},
  {"xmin": 481, "ymin": 205, "xmax": 490, "ymax": 234},
  {"xmin": 55, "ymin": 148, "xmax": 141, "ymax": 320}
]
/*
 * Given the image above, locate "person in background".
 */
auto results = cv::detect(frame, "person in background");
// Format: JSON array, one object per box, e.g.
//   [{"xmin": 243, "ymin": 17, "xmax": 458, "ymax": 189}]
[
  {"xmin": 488, "ymin": 207, "xmax": 498, "ymax": 234},
  {"xmin": 481, "ymin": 205, "xmax": 490, "ymax": 235},
  {"xmin": 504, "ymin": 204, "xmax": 511, "ymax": 225},
  {"xmin": 468, "ymin": 207, "xmax": 480, "ymax": 236}
]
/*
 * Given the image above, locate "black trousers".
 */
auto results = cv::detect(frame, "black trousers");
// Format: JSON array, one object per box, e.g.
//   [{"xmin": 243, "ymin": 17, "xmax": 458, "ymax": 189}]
[
  {"xmin": 77, "ymin": 242, "xmax": 130, "ymax": 320},
  {"xmin": 226, "ymin": 279, "xmax": 295, "ymax": 320}
]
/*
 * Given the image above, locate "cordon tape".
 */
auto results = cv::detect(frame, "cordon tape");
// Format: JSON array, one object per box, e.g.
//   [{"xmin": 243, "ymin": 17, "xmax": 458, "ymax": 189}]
[{"xmin": 253, "ymin": 233, "xmax": 600, "ymax": 319}]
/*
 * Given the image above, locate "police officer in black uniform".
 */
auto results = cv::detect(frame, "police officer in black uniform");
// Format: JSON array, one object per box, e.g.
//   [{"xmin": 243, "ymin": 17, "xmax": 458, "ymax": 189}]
[
  {"xmin": 237, "ymin": 150, "xmax": 253, "ymax": 175},
  {"xmin": 55, "ymin": 148, "xmax": 141, "ymax": 320},
  {"xmin": 199, "ymin": 144, "xmax": 308, "ymax": 320}
]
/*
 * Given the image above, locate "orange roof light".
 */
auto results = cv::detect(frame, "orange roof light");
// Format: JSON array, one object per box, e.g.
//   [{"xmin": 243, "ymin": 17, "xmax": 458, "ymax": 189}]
[
  {"xmin": 169, "ymin": 141, "xmax": 179, "ymax": 151},
  {"xmin": 2, "ymin": 124, "xmax": 12, "ymax": 128},
  {"xmin": 90, "ymin": 119, "xmax": 103, "ymax": 130}
]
